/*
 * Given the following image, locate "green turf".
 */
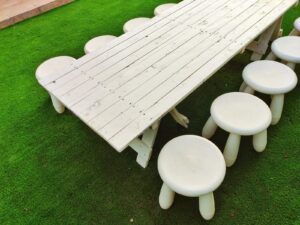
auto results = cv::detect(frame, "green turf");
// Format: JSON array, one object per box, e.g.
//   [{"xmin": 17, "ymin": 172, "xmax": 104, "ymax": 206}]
[{"xmin": 0, "ymin": 1, "xmax": 299, "ymax": 224}]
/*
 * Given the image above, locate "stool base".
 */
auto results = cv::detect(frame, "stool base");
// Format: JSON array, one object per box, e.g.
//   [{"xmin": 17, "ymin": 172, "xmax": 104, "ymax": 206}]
[
  {"xmin": 159, "ymin": 183, "xmax": 216, "ymax": 220},
  {"xmin": 159, "ymin": 183, "xmax": 175, "ymax": 210},
  {"xmin": 270, "ymin": 94, "xmax": 284, "ymax": 125}
]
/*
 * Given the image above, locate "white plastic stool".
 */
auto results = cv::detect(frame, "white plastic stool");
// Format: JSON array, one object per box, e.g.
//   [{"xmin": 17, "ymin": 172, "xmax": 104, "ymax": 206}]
[
  {"xmin": 266, "ymin": 36, "xmax": 300, "ymax": 70},
  {"xmin": 36, "ymin": 56, "xmax": 76, "ymax": 113},
  {"xmin": 202, "ymin": 92, "xmax": 272, "ymax": 167},
  {"xmin": 84, "ymin": 35, "xmax": 117, "ymax": 54},
  {"xmin": 158, "ymin": 135, "xmax": 226, "ymax": 220},
  {"xmin": 123, "ymin": 17, "xmax": 151, "ymax": 33},
  {"xmin": 290, "ymin": 18, "xmax": 300, "ymax": 36},
  {"xmin": 240, "ymin": 60, "xmax": 298, "ymax": 125},
  {"xmin": 154, "ymin": 3, "xmax": 177, "ymax": 16}
]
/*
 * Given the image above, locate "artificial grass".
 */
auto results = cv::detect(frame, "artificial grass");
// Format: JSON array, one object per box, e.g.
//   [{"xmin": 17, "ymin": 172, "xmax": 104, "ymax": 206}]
[{"xmin": 0, "ymin": 0, "xmax": 299, "ymax": 224}]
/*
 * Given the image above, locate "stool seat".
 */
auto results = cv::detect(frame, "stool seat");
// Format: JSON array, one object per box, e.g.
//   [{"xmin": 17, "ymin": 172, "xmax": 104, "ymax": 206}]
[
  {"xmin": 158, "ymin": 135, "xmax": 226, "ymax": 197},
  {"xmin": 84, "ymin": 35, "xmax": 117, "ymax": 54},
  {"xmin": 154, "ymin": 3, "xmax": 177, "ymax": 16},
  {"xmin": 211, "ymin": 92, "xmax": 272, "ymax": 136},
  {"xmin": 243, "ymin": 60, "xmax": 298, "ymax": 95},
  {"xmin": 294, "ymin": 18, "xmax": 300, "ymax": 31},
  {"xmin": 36, "ymin": 56, "xmax": 76, "ymax": 114},
  {"xmin": 271, "ymin": 36, "xmax": 300, "ymax": 63},
  {"xmin": 36, "ymin": 56, "xmax": 76, "ymax": 82},
  {"xmin": 123, "ymin": 17, "xmax": 151, "ymax": 33}
]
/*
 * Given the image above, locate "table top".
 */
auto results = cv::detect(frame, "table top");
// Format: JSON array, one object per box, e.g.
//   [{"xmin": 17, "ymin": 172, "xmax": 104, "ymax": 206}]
[{"xmin": 39, "ymin": 0, "xmax": 297, "ymax": 152}]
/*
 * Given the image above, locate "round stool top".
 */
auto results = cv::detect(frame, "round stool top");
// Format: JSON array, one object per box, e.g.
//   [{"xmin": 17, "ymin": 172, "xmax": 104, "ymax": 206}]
[
  {"xmin": 271, "ymin": 36, "xmax": 300, "ymax": 63},
  {"xmin": 243, "ymin": 60, "xmax": 298, "ymax": 95},
  {"xmin": 36, "ymin": 56, "xmax": 76, "ymax": 81},
  {"xmin": 211, "ymin": 92, "xmax": 272, "ymax": 135},
  {"xmin": 123, "ymin": 17, "xmax": 151, "ymax": 33},
  {"xmin": 154, "ymin": 3, "xmax": 177, "ymax": 16},
  {"xmin": 84, "ymin": 35, "xmax": 117, "ymax": 54},
  {"xmin": 158, "ymin": 135, "xmax": 226, "ymax": 197},
  {"xmin": 294, "ymin": 17, "xmax": 300, "ymax": 32}
]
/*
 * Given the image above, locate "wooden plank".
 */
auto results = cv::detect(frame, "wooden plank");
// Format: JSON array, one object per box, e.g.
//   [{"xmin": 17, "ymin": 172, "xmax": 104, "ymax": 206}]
[
  {"xmin": 39, "ymin": 0, "xmax": 203, "ymax": 85},
  {"xmin": 40, "ymin": 0, "xmax": 229, "ymax": 86},
  {"xmin": 75, "ymin": 0, "xmax": 258, "ymax": 112},
  {"xmin": 129, "ymin": 120, "xmax": 160, "ymax": 167},
  {"xmin": 94, "ymin": 0, "xmax": 276, "ymax": 141},
  {"xmin": 55, "ymin": 0, "xmax": 254, "ymax": 127},
  {"xmin": 87, "ymin": 0, "xmax": 270, "ymax": 132},
  {"xmin": 0, "ymin": 0, "xmax": 73, "ymax": 29},
  {"xmin": 53, "ymin": 0, "xmax": 243, "ymax": 107},
  {"xmin": 108, "ymin": 0, "xmax": 297, "ymax": 151}
]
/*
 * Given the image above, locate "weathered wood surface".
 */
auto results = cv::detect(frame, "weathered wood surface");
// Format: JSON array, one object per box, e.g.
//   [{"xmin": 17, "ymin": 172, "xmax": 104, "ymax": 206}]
[{"xmin": 39, "ymin": 0, "xmax": 297, "ymax": 152}]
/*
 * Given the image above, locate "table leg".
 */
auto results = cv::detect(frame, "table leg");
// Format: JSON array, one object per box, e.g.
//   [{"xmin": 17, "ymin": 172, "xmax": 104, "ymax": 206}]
[
  {"xmin": 170, "ymin": 108, "xmax": 189, "ymax": 128},
  {"xmin": 271, "ymin": 16, "xmax": 283, "ymax": 41},
  {"xmin": 129, "ymin": 120, "xmax": 160, "ymax": 168},
  {"xmin": 265, "ymin": 52, "xmax": 277, "ymax": 60},
  {"xmin": 246, "ymin": 19, "xmax": 280, "ymax": 61}
]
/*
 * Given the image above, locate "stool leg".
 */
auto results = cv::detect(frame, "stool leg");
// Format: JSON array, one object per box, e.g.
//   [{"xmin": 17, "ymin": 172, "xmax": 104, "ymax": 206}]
[
  {"xmin": 50, "ymin": 94, "xmax": 65, "ymax": 114},
  {"xmin": 223, "ymin": 133, "xmax": 241, "ymax": 167},
  {"xmin": 253, "ymin": 129, "xmax": 267, "ymax": 152},
  {"xmin": 266, "ymin": 52, "xmax": 277, "ymax": 60},
  {"xmin": 243, "ymin": 85, "xmax": 255, "ymax": 95},
  {"xmin": 287, "ymin": 62, "xmax": 296, "ymax": 70},
  {"xmin": 159, "ymin": 183, "xmax": 175, "ymax": 210},
  {"xmin": 239, "ymin": 82, "xmax": 247, "ymax": 92},
  {"xmin": 202, "ymin": 116, "xmax": 218, "ymax": 139},
  {"xmin": 289, "ymin": 29, "xmax": 300, "ymax": 36},
  {"xmin": 199, "ymin": 192, "xmax": 215, "ymax": 220},
  {"xmin": 270, "ymin": 94, "xmax": 284, "ymax": 125}
]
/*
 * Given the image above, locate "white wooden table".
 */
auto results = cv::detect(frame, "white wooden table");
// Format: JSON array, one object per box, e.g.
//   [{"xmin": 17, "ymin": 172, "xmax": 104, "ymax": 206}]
[{"xmin": 38, "ymin": 0, "xmax": 297, "ymax": 168}]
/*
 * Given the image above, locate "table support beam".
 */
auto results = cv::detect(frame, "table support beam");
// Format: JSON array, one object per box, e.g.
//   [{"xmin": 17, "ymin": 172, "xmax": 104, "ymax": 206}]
[
  {"xmin": 169, "ymin": 108, "xmax": 190, "ymax": 128},
  {"xmin": 129, "ymin": 120, "xmax": 160, "ymax": 168},
  {"xmin": 129, "ymin": 107, "xmax": 188, "ymax": 168},
  {"xmin": 271, "ymin": 17, "xmax": 283, "ymax": 41},
  {"xmin": 247, "ymin": 18, "xmax": 283, "ymax": 61}
]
